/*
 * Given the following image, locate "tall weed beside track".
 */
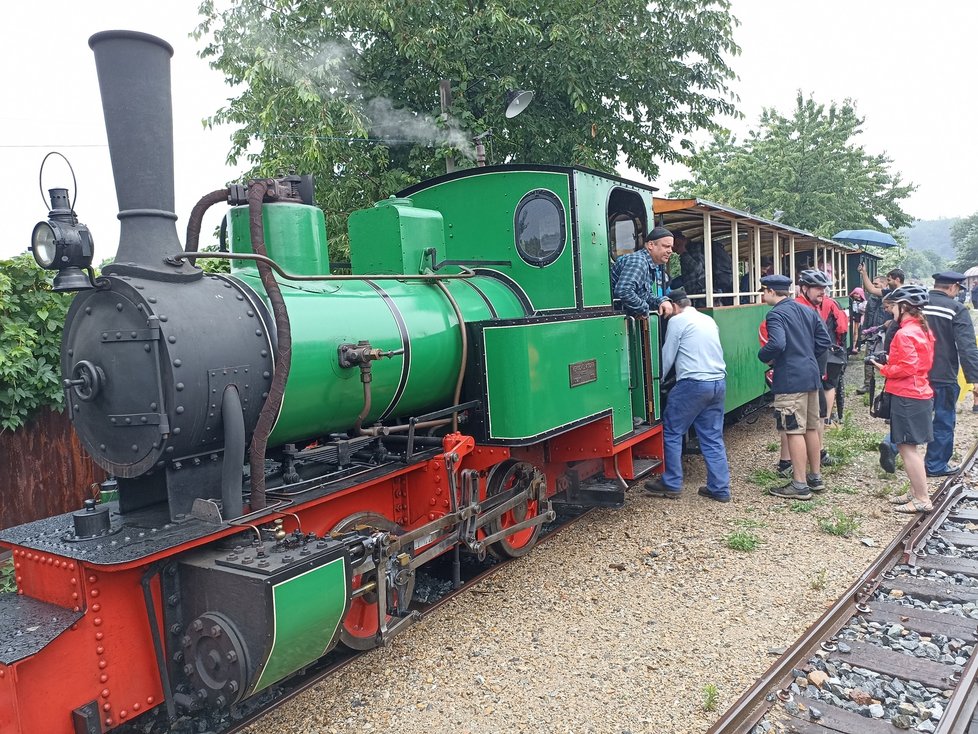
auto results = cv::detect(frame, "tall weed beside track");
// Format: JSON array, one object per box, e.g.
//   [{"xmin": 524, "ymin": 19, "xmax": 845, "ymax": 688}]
[
  {"xmin": 823, "ymin": 413, "xmax": 885, "ymax": 470},
  {"xmin": 0, "ymin": 558, "xmax": 15, "ymax": 593}
]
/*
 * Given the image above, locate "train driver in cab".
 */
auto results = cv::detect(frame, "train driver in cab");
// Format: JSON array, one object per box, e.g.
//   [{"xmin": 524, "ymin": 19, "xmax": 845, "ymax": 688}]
[{"xmin": 611, "ymin": 225, "xmax": 675, "ymax": 318}]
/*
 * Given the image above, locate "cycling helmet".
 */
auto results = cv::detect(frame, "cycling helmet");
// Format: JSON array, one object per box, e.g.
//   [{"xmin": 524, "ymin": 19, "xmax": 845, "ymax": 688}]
[
  {"xmin": 798, "ymin": 268, "xmax": 831, "ymax": 287},
  {"xmin": 888, "ymin": 284, "xmax": 929, "ymax": 307}
]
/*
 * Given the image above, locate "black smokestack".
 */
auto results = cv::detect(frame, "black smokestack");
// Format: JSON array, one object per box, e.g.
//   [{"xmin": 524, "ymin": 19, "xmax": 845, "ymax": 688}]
[{"xmin": 88, "ymin": 30, "xmax": 198, "ymax": 281}]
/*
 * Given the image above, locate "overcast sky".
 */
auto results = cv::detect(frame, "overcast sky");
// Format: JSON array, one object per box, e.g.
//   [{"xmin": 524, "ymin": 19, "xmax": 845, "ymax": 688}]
[{"xmin": 2, "ymin": 0, "xmax": 975, "ymax": 263}]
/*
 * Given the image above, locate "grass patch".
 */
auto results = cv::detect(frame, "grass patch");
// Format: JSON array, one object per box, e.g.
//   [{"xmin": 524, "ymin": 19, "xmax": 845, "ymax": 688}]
[
  {"xmin": 0, "ymin": 558, "xmax": 14, "ymax": 594},
  {"xmin": 811, "ymin": 568, "xmax": 829, "ymax": 591},
  {"xmin": 726, "ymin": 530, "xmax": 760, "ymax": 552},
  {"xmin": 831, "ymin": 484, "xmax": 859, "ymax": 495},
  {"xmin": 789, "ymin": 499, "xmax": 823, "ymax": 513},
  {"xmin": 822, "ymin": 413, "xmax": 886, "ymax": 470},
  {"xmin": 734, "ymin": 518, "xmax": 767, "ymax": 530},
  {"xmin": 765, "ymin": 441, "xmax": 780, "ymax": 453},
  {"xmin": 747, "ymin": 468, "xmax": 785, "ymax": 491},
  {"xmin": 873, "ymin": 480, "xmax": 907, "ymax": 500},
  {"xmin": 702, "ymin": 683, "xmax": 719, "ymax": 712},
  {"xmin": 818, "ymin": 509, "xmax": 862, "ymax": 538}
]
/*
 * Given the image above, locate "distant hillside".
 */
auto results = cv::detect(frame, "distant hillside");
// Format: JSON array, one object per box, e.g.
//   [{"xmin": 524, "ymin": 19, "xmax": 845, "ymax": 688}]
[{"xmin": 902, "ymin": 218, "xmax": 960, "ymax": 259}]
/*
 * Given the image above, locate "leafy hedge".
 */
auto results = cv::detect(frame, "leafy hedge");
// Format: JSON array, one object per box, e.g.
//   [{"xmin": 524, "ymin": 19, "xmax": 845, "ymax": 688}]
[{"xmin": 0, "ymin": 255, "xmax": 71, "ymax": 431}]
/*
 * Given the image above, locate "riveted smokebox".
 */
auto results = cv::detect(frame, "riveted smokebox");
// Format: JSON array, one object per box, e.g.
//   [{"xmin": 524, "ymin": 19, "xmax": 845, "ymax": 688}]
[{"xmin": 88, "ymin": 30, "xmax": 198, "ymax": 281}]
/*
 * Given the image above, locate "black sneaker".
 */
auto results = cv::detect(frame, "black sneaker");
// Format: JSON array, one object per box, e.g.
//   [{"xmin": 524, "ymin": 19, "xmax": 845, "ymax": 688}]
[
  {"xmin": 806, "ymin": 473, "xmax": 826, "ymax": 492},
  {"xmin": 878, "ymin": 442, "xmax": 897, "ymax": 474},
  {"xmin": 698, "ymin": 486, "xmax": 731, "ymax": 503},
  {"xmin": 776, "ymin": 460, "xmax": 793, "ymax": 478},
  {"xmin": 855, "ymin": 385, "xmax": 869, "ymax": 395},
  {"xmin": 820, "ymin": 449, "xmax": 837, "ymax": 467},
  {"xmin": 644, "ymin": 477, "xmax": 682, "ymax": 499},
  {"xmin": 769, "ymin": 481, "xmax": 813, "ymax": 500}
]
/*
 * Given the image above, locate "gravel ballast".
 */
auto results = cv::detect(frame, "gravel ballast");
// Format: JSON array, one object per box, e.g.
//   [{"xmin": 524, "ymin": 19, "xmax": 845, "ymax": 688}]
[{"xmin": 247, "ymin": 374, "xmax": 978, "ymax": 734}]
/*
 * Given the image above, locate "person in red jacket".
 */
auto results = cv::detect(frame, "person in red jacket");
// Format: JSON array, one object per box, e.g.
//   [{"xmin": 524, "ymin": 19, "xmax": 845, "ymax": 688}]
[{"xmin": 869, "ymin": 285, "xmax": 936, "ymax": 513}]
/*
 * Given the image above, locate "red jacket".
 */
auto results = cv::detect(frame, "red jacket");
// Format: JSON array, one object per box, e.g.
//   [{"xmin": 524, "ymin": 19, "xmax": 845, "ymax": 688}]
[
  {"xmin": 796, "ymin": 293, "xmax": 849, "ymax": 346},
  {"xmin": 880, "ymin": 318, "xmax": 935, "ymax": 399}
]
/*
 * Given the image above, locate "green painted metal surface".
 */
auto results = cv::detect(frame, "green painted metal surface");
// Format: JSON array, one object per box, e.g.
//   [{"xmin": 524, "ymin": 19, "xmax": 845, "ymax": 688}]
[
  {"xmin": 700, "ymin": 305, "xmax": 770, "ymax": 412},
  {"xmin": 229, "ymin": 204, "xmax": 330, "ymax": 276},
  {"xmin": 482, "ymin": 316, "xmax": 631, "ymax": 440},
  {"xmin": 253, "ymin": 557, "xmax": 347, "ymax": 692},
  {"xmin": 399, "ymin": 171, "xmax": 576, "ymax": 311},
  {"xmin": 572, "ymin": 172, "xmax": 653, "ymax": 309},
  {"xmin": 626, "ymin": 320, "xmax": 647, "ymax": 422},
  {"xmin": 348, "ymin": 197, "xmax": 446, "ymax": 275},
  {"xmin": 648, "ymin": 316, "xmax": 661, "ymax": 420},
  {"xmin": 230, "ymin": 271, "xmax": 525, "ymax": 444},
  {"xmin": 229, "ymin": 199, "xmax": 526, "ymax": 443}
]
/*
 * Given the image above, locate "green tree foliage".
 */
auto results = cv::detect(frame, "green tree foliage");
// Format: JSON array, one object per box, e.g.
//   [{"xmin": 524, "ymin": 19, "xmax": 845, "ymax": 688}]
[
  {"xmin": 950, "ymin": 212, "xmax": 978, "ymax": 271},
  {"xmin": 671, "ymin": 93, "xmax": 915, "ymax": 237},
  {"xmin": 0, "ymin": 255, "xmax": 71, "ymax": 432},
  {"xmin": 194, "ymin": 0, "xmax": 740, "ymax": 259}
]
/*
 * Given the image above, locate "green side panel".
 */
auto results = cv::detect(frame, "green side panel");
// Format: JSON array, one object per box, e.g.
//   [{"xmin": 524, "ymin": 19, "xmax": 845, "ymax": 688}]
[
  {"xmin": 230, "ymin": 273, "xmax": 525, "ymax": 444},
  {"xmin": 253, "ymin": 558, "xmax": 347, "ymax": 693},
  {"xmin": 348, "ymin": 198, "xmax": 445, "ymax": 275},
  {"xmin": 483, "ymin": 316, "xmax": 631, "ymax": 439},
  {"xmin": 647, "ymin": 317, "xmax": 661, "ymax": 420},
  {"xmin": 229, "ymin": 203, "xmax": 330, "ymax": 276},
  {"xmin": 627, "ymin": 321, "xmax": 647, "ymax": 422},
  {"xmin": 401, "ymin": 171, "xmax": 576, "ymax": 311},
  {"xmin": 648, "ymin": 316, "xmax": 661, "ymax": 377},
  {"xmin": 700, "ymin": 305, "xmax": 770, "ymax": 412}
]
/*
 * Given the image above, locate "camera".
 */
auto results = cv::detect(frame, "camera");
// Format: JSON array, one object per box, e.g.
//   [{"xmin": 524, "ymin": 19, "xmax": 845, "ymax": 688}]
[{"xmin": 864, "ymin": 353, "xmax": 887, "ymax": 365}]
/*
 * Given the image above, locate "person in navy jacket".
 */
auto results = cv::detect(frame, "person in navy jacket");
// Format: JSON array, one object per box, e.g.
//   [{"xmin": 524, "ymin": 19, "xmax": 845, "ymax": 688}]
[{"xmin": 757, "ymin": 274, "xmax": 831, "ymax": 500}]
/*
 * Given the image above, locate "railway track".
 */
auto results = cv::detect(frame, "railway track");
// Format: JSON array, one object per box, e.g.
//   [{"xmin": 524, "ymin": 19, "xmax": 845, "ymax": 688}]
[
  {"xmin": 212, "ymin": 504, "xmax": 595, "ymax": 734},
  {"xmin": 709, "ymin": 438, "xmax": 978, "ymax": 734}
]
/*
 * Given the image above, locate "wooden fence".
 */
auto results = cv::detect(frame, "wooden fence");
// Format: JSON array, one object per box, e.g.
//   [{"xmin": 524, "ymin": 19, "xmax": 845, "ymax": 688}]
[{"xmin": 0, "ymin": 409, "xmax": 105, "ymax": 529}]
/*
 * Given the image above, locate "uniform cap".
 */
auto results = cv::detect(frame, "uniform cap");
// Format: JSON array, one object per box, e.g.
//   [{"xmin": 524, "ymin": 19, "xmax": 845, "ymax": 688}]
[
  {"xmin": 760, "ymin": 274, "xmax": 792, "ymax": 290},
  {"xmin": 932, "ymin": 271, "xmax": 967, "ymax": 284}
]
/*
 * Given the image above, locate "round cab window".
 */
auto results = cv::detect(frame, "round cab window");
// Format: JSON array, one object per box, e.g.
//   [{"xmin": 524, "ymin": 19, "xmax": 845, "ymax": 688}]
[{"xmin": 514, "ymin": 190, "xmax": 566, "ymax": 266}]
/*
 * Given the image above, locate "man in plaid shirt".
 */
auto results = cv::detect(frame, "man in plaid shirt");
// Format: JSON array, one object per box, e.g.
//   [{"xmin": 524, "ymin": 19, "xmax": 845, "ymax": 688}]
[{"xmin": 611, "ymin": 226, "xmax": 675, "ymax": 318}]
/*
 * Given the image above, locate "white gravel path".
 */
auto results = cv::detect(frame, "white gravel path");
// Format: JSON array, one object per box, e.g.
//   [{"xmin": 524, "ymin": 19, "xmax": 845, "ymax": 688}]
[{"xmin": 247, "ymin": 377, "xmax": 978, "ymax": 734}]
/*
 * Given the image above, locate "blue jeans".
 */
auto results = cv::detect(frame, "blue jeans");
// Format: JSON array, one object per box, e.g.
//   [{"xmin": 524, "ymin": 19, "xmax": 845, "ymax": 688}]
[
  {"xmin": 662, "ymin": 378, "xmax": 730, "ymax": 497},
  {"xmin": 925, "ymin": 383, "xmax": 958, "ymax": 473}
]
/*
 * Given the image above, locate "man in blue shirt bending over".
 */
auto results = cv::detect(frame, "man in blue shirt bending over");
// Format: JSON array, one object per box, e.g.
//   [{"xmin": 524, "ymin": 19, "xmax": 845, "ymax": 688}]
[
  {"xmin": 611, "ymin": 225, "xmax": 676, "ymax": 318},
  {"xmin": 644, "ymin": 288, "xmax": 731, "ymax": 502}
]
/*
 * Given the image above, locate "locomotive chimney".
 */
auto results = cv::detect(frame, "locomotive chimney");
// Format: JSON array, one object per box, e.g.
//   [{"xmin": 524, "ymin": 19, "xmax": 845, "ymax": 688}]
[{"xmin": 88, "ymin": 30, "xmax": 198, "ymax": 281}]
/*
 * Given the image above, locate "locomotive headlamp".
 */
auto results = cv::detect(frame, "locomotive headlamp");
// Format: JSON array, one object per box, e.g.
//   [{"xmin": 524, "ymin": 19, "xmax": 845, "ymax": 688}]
[{"xmin": 31, "ymin": 187, "xmax": 95, "ymax": 292}]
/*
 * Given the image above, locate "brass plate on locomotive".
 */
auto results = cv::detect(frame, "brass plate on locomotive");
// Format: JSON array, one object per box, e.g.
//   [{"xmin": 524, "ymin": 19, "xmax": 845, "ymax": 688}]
[{"xmin": 568, "ymin": 358, "xmax": 597, "ymax": 387}]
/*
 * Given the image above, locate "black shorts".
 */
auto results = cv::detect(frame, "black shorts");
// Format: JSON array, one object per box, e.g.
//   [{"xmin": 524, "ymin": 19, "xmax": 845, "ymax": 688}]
[
  {"xmin": 890, "ymin": 395, "xmax": 934, "ymax": 445},
  {"xmin": 818, "ymin": 388, "xmax": 827, "ymax": 418}
]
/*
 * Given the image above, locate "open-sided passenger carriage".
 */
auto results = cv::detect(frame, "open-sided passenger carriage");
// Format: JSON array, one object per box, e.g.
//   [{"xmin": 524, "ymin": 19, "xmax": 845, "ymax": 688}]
[{"xmin": 653, "ymin": 197, "xmax": 869, "ymax": 413}]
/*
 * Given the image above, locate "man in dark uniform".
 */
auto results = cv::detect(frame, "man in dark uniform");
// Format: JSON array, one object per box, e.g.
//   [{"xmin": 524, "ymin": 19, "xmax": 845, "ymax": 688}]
[
  {"xmin": 757, "ymin": 274, "xmax": 832, "ymax": 500},
  {"xmin": 922, "ymin": 271, "xmax": 978, "ymax": 476},
  {"xmin": 610, "ymin": 226, "xmax": 675, "ymax": 318}
]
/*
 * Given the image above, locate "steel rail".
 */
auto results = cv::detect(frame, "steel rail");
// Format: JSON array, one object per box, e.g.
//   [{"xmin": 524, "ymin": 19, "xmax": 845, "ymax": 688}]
[{"xmin": 706, "ymin": 437, "xmax": 978, "ymax": 734}]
